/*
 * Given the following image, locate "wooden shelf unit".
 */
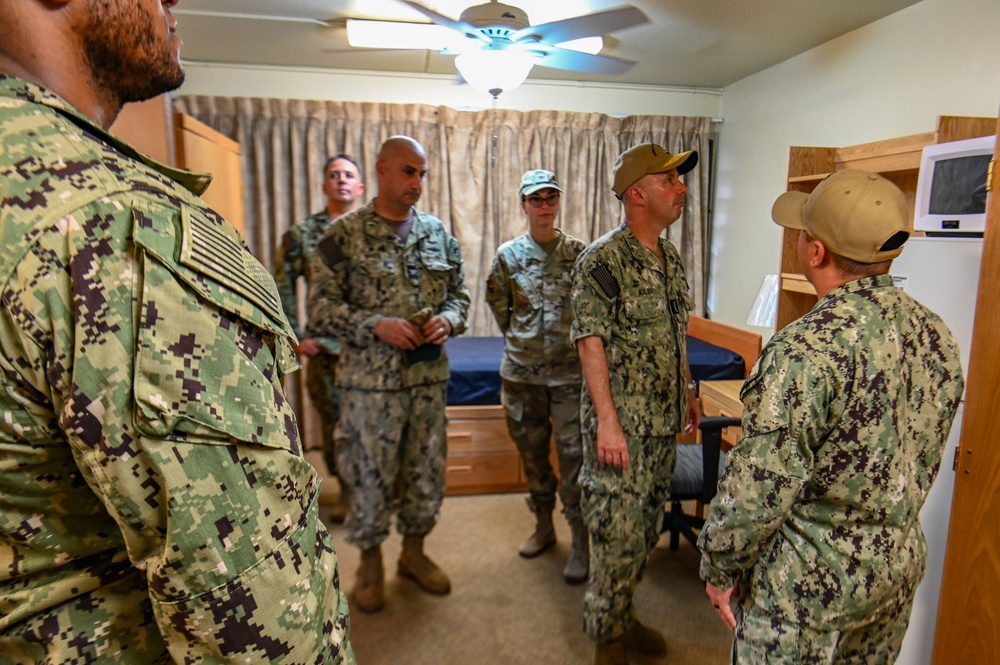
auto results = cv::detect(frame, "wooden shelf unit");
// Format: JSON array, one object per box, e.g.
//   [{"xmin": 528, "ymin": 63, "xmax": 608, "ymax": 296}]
[{"xmin": 776, "ymin": 115, "xmax": 996, "ymax": 331}]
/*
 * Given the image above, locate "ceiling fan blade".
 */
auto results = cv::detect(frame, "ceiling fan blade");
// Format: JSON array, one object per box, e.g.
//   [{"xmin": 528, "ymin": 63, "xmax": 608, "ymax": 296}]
[
  {"xmin": 346, "ymin": 18, "xmax": 468, "ymax": 50},
  {"xmin": 512, "ymin": 5, "xmax": 649, "ymax": 46},
  {"xmin": 397, "ymin": 0, "xmax": 489, "ymax": 43},
  {"xmin": 535, "ymin": 48, "xmax": 637, "ymax": 75}
]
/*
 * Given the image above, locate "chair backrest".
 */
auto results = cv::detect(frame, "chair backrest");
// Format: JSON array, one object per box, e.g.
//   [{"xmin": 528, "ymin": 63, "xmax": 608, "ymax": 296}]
[{"xmin": 697, "ymin": 416, "xmax": 742, "ymax": 503}]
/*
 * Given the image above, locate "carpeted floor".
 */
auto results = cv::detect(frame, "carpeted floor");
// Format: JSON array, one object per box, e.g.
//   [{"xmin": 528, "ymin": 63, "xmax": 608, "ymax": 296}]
[{"xmin": 320, "ymin": 490, "xmax": 733, "ymax": 665}]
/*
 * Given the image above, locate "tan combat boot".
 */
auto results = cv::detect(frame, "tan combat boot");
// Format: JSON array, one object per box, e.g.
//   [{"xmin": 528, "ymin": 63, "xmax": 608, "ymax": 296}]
[
  {"xmin": 398, "ymin": 535, "xmax": 451, "ymax": 595},
  {"xmin": 563, "ymin": 518, "xmax": 589, "ymax": 584},
  {"xmin": 594, "ymin": 637, "xmax": 630, "ymax": 665},
  {"xmin": 351, "ymin": 546, "xmax": 385, "ymax": 613},
  {"xmin": 519, "ymin": 508, "xmax": 556, "ymax": 558},
  {"xmin": 622, "ymin": 619, "xmax": 667, "ymax": 655}
]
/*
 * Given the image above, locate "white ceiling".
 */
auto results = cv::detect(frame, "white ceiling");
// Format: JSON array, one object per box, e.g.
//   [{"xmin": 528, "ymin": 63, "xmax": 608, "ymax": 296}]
[{"xmin": 173, "ymin": 0, "xmax": 923, "ymax": 89}]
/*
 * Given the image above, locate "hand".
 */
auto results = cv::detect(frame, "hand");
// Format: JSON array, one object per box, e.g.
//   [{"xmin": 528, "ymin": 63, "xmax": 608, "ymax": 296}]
[
  {"xmin": 684, "ymin": 390, "xmax": 701, "ymax": 434},
  {"xmin": 374, "ymin": 317, "xmax": 423, "ymax": 350},
  {"xmin": 420, "ymin": 316, "xmax": 451, "ymax": 346},
  {"xmin": 295, "ymin": 337, "xmax": 323, "ymax": 357},
  {"xmin": 596, "ymin": 418, "xmax": 630, "ymax": 471},
  {"xmin": 705, "ymin": 582, "xmax": 737, "ymax": 630}
]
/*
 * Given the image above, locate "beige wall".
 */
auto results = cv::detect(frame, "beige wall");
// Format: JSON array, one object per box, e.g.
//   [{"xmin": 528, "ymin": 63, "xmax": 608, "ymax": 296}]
[{"xmin": 713, "ymin": 0, "xmax": 1000, "ymax": 333}]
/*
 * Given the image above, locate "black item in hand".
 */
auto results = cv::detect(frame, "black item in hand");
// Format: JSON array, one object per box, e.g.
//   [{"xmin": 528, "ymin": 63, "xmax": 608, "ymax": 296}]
[{"xmin": 405, "ymin": 343, "xmax": 441, "ymax": 365}]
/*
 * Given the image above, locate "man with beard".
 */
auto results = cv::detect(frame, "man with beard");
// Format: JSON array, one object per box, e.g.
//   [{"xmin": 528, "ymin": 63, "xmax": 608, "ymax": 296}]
[
  {"xmin": 309, "ymin": 135, "xmax": 470, "ymax": 613},
  {"xmin": 0, "ymin": 1, "xmax": 354, "ymax": 663},
  {"xmin": 274, "ymin": 154, "xmax": 366, "ymax": 523}
]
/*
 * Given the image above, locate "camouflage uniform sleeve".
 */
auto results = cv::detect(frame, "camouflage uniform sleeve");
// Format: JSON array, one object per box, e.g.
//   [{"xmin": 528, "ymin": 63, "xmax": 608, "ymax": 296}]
[
  {"xmin": 438, "ymin": 234, "xmax": 471, "ymax": 335},
  {"xmin": 273, "ymin": 226, "xmax": 306, "ymax": 341},
  {"xmin": 14, "ymin": 196, "xmax": 353, "ymax": 663},
  {"xmin": 485, "ymin": 249, "xmax": 512, "ymax": 334},
  {"xmin": 697, "ymin": 341, "xmax": 823, "ymax": 589},
  {"xmin": 570, "ymin": 248, "xmax": 616, "ymax": 345}
]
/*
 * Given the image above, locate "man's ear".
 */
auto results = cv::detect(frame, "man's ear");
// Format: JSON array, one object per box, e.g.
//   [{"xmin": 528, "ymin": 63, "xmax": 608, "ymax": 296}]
[
  {"xmin": 809, "ymin": 239, "xmax": 829, "ymax": 268},
  {"xmin": 625, "ymin": 183, "xmax": 646, "ymax": 206}
]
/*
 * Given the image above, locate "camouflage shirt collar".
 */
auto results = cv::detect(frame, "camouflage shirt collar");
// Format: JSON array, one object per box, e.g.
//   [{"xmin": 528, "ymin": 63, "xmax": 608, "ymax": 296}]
[
  {"xmin": 826, "ymin": 274, "xmax": 895, "ymax": 299},
  {"xmin": 620, "ymin": 222, "xmax": 667, "ymax": 271},
  {"xmin": 361, "ymin": 201, "xmax": 434, "ymax": 240},
  {"xmin": 0, "ymin": 74, "xmax": 212, "ymax": 197},
  {"xmin": 526, "ymin": 229, "xmax": 574, "ymax": 259}
]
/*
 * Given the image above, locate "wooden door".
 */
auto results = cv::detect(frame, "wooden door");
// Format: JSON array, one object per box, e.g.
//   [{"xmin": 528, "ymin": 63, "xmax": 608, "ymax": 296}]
[
  {"xmin": 173, "ymin": 113, "xmax": 246, "ymax": 236},
  {"xmin": 932, "ymin": 113, "xmax": 1000, "ymax": 663}
]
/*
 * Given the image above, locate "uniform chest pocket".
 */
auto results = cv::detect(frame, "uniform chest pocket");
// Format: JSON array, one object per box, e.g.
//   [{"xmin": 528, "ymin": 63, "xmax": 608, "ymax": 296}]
[
  {"xmin": 418, "ymin": 246, "xmax": 453, "ymax": 306},
  {"xmin": 512, "ymin": 271, "xmax": 543, "ymax": 313},
  {"xmin": 619, "ymin": 293, "xmax": 668, "ymax": 347},
  {"xmin": 353, "ymin": 257, "xmax": 398, "ymax": 308}
]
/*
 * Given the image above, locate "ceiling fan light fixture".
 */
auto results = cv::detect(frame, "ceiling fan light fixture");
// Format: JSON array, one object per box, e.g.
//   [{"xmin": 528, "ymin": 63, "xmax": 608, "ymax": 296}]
[{"xmin": 455, "ymin": 48, "xmax": 538, "ymax": 98}]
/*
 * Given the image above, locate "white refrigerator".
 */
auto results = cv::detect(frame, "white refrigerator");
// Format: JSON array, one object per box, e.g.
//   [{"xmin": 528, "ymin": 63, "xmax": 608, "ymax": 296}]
[{"xmin": 889, "ymin": 236, "xmax": 983, "ymax": 665}]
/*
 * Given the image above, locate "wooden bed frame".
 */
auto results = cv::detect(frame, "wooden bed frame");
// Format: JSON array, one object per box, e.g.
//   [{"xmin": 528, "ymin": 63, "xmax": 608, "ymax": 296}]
[{"xmin": 444, "ymin": 316, "xmax": 762, "ymax": 495}]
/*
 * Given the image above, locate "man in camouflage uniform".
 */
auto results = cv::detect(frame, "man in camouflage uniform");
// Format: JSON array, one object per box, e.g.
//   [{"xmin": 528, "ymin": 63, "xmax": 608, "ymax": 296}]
[
  {"xmin": 698, "ymin": 169, "xmax": 964, "ymax": 664},
  {"xmin": 274, "ymin": 154, "xmax": 365, "ymax": 522},
  {"xmin": 486, "ymin": 169, "xmax": 589, "ymax": 583},
  {"xmin": 309, "ymin": 135, "xmax": 470, "ymax": 613},
  {"xmin": 572, "ymin": 143, "xmax": 701, "ymax": 665},
  {"xmin": 0, "ymin": 1, "xmax": 353, "ymax": 663}
]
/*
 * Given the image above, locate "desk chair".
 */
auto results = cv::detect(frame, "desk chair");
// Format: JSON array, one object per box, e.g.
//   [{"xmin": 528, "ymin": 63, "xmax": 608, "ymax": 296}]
[{"xmin": 663, "ymin": 416, "xmax": 742, "ymax": 551}]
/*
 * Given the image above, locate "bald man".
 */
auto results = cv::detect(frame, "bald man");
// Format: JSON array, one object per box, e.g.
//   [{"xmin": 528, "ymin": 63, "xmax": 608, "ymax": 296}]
[
  {"xmin": 0, "ymin": 0, "xmax": 353, "ymax": 662},
  {"xmin": 309, "ymin": 136, "xmax": 471, "ymax": 613}
]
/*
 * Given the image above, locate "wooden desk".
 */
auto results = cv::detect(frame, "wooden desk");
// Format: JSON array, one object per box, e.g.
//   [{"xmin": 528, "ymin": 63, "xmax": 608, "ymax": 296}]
[{"xmin": 700, "ymin": 380, "xmax": 744, "ymax": 449}]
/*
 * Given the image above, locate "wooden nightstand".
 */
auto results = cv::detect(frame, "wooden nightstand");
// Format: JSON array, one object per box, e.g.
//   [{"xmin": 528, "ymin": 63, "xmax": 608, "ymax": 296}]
[{"xmin": 699, "ymin": 380, "xmax": 744, "ymax": 449}]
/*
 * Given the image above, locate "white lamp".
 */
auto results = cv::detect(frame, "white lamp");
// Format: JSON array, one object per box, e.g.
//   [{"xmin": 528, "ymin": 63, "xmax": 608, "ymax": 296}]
[
  {"xmin": 455, "ymin": 49, "xmax": 539, "ymax": 98},
  {"xmin": 746, "ymin": 274, "xmax": 779, "ymax": 328}
]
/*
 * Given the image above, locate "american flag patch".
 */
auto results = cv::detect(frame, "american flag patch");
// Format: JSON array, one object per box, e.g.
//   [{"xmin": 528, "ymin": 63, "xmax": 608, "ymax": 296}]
[{"xmin": 590, "ymin": 263, "xmax": 620, "ymax": 299}]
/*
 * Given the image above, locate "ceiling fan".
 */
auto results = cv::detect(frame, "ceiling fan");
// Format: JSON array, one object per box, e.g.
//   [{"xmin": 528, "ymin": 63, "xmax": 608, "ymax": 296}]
[{"xmin": 345, "ymin": 1, "xmax": 650, "ymax": 97}]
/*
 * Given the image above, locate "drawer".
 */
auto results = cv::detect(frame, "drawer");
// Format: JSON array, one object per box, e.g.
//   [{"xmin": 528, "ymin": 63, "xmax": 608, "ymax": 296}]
[
  {"xmin": 445, "ymin": 451, "xmax": 524, "ymax": 495},
  {"xmin": 447, "ymin": 417, "xmax": 517, "ymax": 454}
]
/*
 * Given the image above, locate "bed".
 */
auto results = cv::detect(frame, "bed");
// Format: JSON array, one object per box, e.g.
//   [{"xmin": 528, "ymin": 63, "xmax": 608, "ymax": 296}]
[{"xmin": 443, "ymin": 316, "xmax": 762, "ymax": 495}]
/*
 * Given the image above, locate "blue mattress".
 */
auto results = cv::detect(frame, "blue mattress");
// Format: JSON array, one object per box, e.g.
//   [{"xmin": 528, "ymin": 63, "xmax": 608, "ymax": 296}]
[{"xmin": 445, "ymin": 336, "xmax": 744, "ymax": 407}]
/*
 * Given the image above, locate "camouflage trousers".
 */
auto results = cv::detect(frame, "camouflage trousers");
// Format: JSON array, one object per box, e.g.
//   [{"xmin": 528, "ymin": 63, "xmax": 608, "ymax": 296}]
[
  {"xmin": 334, "ymin": 383, "xmax": 447, "ymax": 551},
  {"xmin": 579, "ymin": 430, "xmax": 677, "ymax": 643},
  {"xmin": 501, "ymin": 380, "xmax": 583, "ymax": 522},
  {"xmin": 731, "ymin": 578, "xmax": 917, "ymax": 664},
  {"xmin": 305, "ymin": 351, "xmax": 341, "ymax": 479}
]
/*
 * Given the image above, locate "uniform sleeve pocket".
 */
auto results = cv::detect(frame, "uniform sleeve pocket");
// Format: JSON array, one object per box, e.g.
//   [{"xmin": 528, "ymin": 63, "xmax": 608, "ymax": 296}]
[{"xmin": 132, "ymin": 203, "xmax": 300, "ymax": 451}]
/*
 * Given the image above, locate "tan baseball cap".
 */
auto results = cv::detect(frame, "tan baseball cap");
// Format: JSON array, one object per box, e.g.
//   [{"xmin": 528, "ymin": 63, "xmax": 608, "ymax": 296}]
[
  {"xmin": 611, "ymin": 143, "xmax": 698, "ymax": 199},
  {"xmin": 771, "ymin": 169, "xmax": 912, "ymax": 264}
]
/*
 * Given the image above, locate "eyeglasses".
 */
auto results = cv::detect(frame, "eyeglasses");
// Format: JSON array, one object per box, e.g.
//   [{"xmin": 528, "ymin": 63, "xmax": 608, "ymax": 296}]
[{"xmin": 525, "ymin": 193, "xmax": 561, "ymax": 208}]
